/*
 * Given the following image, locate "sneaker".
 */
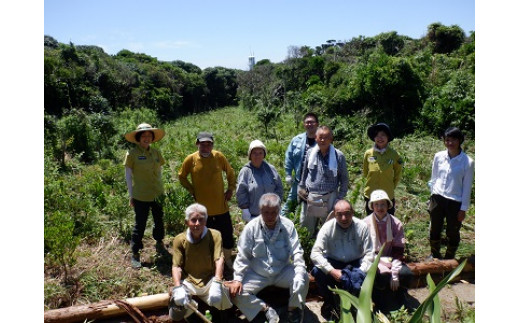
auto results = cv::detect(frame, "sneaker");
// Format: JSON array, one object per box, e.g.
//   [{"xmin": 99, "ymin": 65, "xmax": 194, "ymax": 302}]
[
  {"xmin": 131, "ymin": 252, "xmax": 142, "ymax": 269},
  {"xmin": 265, "ymin": 306, "xmax": 279, "ymax": 323},
  {"xmin": 287, "ymin": 308, "xmax": 302, "ymax": 323}
]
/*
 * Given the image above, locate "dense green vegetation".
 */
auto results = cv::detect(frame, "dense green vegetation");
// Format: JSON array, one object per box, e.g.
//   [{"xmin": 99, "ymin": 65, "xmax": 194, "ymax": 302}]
[{"xmin": 44, "ymin": 22, "xmax": 474, "ymax": 320}]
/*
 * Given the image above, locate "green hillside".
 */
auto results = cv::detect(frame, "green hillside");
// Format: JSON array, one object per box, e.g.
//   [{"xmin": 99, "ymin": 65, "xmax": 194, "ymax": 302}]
[{"xmin": 44, "ymin": 106, "xmax": 475, "ymax": 312}]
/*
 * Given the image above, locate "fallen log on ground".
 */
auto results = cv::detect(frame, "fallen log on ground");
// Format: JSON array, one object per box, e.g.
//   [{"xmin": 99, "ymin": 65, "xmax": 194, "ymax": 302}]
[
  {"xmin": 44, "ymin": 293, "xmax": 170, "ymax": 323},
  {"xmin": 405, "ymin": 256, "xmax": 475, "ymax": 288},
  {"xmin": 44, "ymin": 258, "xmax": 474, "ymax": 323}
]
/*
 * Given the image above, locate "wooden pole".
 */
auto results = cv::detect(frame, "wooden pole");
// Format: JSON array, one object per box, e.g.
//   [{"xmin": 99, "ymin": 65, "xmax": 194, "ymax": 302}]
[
  {"xmin": 44, "ymin": 259, "xmax": 474, "ymax": 322},
  {"xmin": 44, "ymin": 293, "xmax": 169, "ymax": 323}
]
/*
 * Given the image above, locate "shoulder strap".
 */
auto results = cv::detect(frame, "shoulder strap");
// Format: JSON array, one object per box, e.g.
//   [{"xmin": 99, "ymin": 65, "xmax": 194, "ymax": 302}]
[{"xmin": 207, "ymin": 229, "xmax": 215, "ymax": 260}]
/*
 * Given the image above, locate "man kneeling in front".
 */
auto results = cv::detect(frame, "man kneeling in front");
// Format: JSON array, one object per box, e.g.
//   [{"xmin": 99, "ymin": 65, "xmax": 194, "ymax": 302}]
[
  {"xmin": 228, "ymin": 193, "xmax": 309, "ymax": 323},
  {"xmin": 169, "ymin": 203, "xmax": 232, "ymax": 322}
]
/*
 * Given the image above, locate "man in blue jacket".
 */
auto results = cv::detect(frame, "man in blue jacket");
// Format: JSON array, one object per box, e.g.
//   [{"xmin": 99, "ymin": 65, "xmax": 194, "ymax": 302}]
[{"xmin": 281, "ymin": 112, "xmax": 319, "ymax": 217}]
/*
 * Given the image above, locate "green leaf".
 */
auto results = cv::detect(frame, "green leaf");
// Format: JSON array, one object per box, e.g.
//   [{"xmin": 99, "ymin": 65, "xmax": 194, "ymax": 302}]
[
  {"xmin": 329, "ymin": 288, "xmax": 356, "ymax": 322},
  {"xmin": 330, "ymin": 243, "xmax": 386, "ymax": 323},
  {"xmin": 409, "ymin": 259, "xmax": 467, "ymax": 323},
  {"xmin": 426, "ymin": 274, "xmax": 441, "ymax": 323},
  {"xmin": 356, "ymin": 244, "xmax": 385, "ymax": 323}
]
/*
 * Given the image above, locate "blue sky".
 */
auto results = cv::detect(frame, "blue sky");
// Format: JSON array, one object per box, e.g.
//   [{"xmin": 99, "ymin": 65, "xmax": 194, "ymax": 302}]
[{"xmin": 44, "ymin": 0, "xmax": 475, "ymax": 70}]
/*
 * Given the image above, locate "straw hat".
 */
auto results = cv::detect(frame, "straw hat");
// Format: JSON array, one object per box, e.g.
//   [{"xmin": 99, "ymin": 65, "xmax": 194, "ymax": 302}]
[{"xmin": 125, "ymin": 123, "xmax": 165, "ymax": 144}]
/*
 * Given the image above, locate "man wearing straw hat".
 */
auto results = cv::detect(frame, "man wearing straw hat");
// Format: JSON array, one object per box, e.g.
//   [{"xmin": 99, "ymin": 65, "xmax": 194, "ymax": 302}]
[{"xmin": 124, "ymin": 123, "xmax": 167, "ymax": 269}]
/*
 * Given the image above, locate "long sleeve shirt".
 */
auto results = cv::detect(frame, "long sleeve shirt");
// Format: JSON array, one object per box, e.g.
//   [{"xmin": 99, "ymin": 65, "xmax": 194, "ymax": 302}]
[
  {"xmin": 362, "ymin": 146, "xmax": 403, "ymax": 199},
  {"xmin": 429, "ymin": 150, "xmax": 474, "ymax": 211},
  {"xmin": 233, "ymin": 216, "xmax": 307, "ymax": 283},
  {"xmin": 311, "ymin": 217, "xmax": 374, "ymax": 273},
  {"xmin": 284, "ymin": 132, "xmax": 314, "ymax": 183},
  {"xmin": 363, "ymin": 213, "xmax": 405, "ymax": 278},
  {"xmin": 300, "ymin": 146, "xmax": 349, "ymax": 199},
  {"xmin": 178, "ymin": 150, "xmax": 236, "ymax": 216},
  {"xmin": 236, "ymin": 161, "xmax": 284, "ymax": 216}
]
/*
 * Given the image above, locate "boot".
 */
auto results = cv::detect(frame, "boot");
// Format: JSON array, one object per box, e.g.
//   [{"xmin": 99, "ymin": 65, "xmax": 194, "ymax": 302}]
[
  {"xmin": 427, "ymin": 239, "xmax": 442, "ymax": 260},
  {"xmin": 223, "ymin": 248, "xmax": 234, "ymax": 269},
  {"xmin": 444, "ymin": 244, "xmax": 458, "ymax": 259}
]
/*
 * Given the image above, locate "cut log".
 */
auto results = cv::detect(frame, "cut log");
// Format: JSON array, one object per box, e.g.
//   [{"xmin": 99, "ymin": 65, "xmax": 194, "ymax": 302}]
[
  {"xmin": 44, "ymin": 293, "xmax": 169, "ymax": 323},
  {"xmin": 44, "ymin": 258, "xmax": 474, "ymax": 323},
  {"xmin": 408, "ymin": 258, "xmax": 474, "ymax": 275}
]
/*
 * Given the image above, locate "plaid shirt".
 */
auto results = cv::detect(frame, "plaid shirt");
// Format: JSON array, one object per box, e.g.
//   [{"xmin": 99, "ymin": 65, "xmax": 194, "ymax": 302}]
[{"xmin": 300, "ymin": 147, "xmax": 349, "ymax": 199}]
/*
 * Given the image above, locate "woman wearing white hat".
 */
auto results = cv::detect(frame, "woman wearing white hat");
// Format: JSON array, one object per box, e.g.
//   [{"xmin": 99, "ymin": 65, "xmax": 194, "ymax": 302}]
[
  {"xmin": 363, "ymin": 189, "xmax": 412, "ymax": 313},
  {"xmin": 124, "ymin": 123, "xmax": 167, "ymax": 268},
  {"xmin": 236, "ymin": 140, "xmax": 283, "ymax": 222}
]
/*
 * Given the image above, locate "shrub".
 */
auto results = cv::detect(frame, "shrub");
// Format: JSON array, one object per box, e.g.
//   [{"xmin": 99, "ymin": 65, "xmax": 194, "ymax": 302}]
[{"xmin": 44, "ymin": 210, "xmax": 80, "ymax": 280}]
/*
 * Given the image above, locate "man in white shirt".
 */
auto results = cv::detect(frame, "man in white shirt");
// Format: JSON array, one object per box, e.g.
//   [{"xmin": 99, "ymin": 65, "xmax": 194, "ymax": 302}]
[{"xmin": 310, "ymin": 199, "xmax": 374, "ymax": 320}]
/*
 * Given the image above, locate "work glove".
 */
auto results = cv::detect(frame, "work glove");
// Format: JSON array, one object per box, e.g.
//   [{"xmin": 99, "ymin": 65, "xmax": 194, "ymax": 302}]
[
  {"xmin": 172, "ymin": 286, "xmax": 189, "ymax": 307},
  {"xmin": 390, "ymin": 276, "xmax": 400, "ymax": 291},
  {"xmin": 208, "ymin": 279, "xmax": 223, "ymax": 307},
  {"xmin": 241, "ymin": 209, "xmax": 252, "ymax": 222},
  {"xmin": 390, "ymin": 259, "xmax": 402, "ymax": 291},
  {"xmin": 285, "ymin": 175, "xmax": 293, "ymax": 185},
  {"xmin": 292, "ymin": 275, "xmax": 306, "ymax": 294}
]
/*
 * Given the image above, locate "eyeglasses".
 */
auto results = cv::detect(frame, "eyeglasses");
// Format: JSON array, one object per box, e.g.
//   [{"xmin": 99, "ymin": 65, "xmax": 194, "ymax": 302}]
[{"xmin": 304, "ymin": 120, "xmax": 317, "ymax": 125}]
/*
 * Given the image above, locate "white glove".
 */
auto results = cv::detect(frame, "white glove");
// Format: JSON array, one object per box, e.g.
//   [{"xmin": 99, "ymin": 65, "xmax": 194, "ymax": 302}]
[
  {"xmin": 390, "ymin": 276, "xmax": 400, "ymax": 291},
  {"xmin": 208, "ymin": 280, "xmax": 223, "ymax": 307},
  {"xmin": 173, "ymin": 286, "xmax": 189, "ymax": 306},
  {"xmin": 293, "ymin": 277, "xmax": 306, "ymax": 294},
  {"xmin": 241, "ymin": 209, "xmax": 252, "ymax": 222},
  {"xmin": 285, "ymin": 175, "xmax": 293, "ymax": 185}
]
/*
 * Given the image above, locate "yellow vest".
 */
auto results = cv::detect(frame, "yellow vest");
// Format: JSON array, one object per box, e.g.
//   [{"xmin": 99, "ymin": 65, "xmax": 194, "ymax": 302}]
[{"xmin": 172, "ymin": 229, "xmax": 223, "ymax": 287}]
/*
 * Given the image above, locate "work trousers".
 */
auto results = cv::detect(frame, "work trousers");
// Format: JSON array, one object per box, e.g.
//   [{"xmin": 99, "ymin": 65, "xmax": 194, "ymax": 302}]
[
  {"xmin": 206, "ymin": 211, "xmax": 234, "ymax": 249},
  {"xmin": 233, "ymin": 264, "xmax": 309, "ymax": 321},
  {"xmin": 131, "ymin": 199, "xmax": 164, "ymax": 254},
  {"xmin": 428, "ymin": 194, "xmax": 463, "ymax": 248}
]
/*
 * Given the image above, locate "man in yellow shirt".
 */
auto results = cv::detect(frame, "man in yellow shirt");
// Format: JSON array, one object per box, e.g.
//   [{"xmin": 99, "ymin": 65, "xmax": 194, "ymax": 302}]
[{"xmin": 178, "ymin": 132, "xmax": 236, "ymax": 269}]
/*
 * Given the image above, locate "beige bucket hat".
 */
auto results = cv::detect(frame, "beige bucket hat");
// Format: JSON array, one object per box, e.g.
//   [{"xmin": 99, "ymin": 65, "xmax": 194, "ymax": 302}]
[{"xmin": 368, "ymin": 189, "xmax": 393, "ymax": 210}]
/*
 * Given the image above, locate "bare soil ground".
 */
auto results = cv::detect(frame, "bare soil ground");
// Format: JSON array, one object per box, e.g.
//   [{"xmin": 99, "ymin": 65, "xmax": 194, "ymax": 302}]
[{"xmin": 45, "ymin": 236, "xmax": 475, "ymax": 322}]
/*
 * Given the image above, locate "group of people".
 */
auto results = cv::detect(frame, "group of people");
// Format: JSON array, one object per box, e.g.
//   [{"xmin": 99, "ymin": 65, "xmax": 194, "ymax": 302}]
[{"xmin": 122, "ymin": 113, "xmax": 474, "ymax": 322}]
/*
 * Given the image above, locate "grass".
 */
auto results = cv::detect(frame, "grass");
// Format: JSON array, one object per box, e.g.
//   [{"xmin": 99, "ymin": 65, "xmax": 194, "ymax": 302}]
[{"xmin": 44, "ymin": 106, "xmax": 475, "ymax": 312}]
